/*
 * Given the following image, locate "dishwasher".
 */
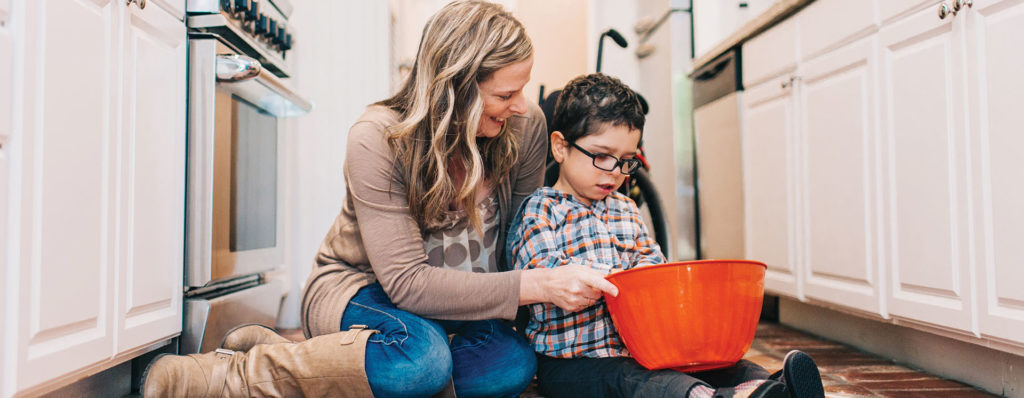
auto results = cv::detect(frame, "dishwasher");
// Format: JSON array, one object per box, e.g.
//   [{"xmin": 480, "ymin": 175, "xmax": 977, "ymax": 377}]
[{"xmin": 692, "ymin": 48, "xmax": 745, "ymax": 259}]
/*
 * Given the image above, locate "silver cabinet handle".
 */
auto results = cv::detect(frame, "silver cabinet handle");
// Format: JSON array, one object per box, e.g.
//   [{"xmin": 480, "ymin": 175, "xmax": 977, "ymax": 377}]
[
  {"xmin": 127, "ymin": 0, "xmax": 146, "ymax": 10},
  {"xmin": 781, "ymin": 75, "xmax": 800, "ymax": 89},
  {"xmin": 938, "ymin": 2, "xmax": 952, "ymax": 19},
  {"xmin": 216, "ymin": 54, "xmax": 262, "ymax": 82},
  {"xmin": 953, "ymin": 0, "xmax": 973, "ymax": 12}
]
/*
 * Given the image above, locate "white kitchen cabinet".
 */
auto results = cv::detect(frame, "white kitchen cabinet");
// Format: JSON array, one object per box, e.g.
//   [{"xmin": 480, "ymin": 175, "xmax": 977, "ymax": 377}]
[
  {"xmin": 742, "ymin": 75, "xmax": 801, "ymax": 299},
  {"xmin": 6, "ymin": 0, "xmax": 185, "ymax": 394},
  {"xmin": 966, "ymin": 0, "xmax": 1024, "ymax": 345},
  {"xmin": 738, "ymin": 0, "xmax": 1024, "ymax": 352},
  {"xmin": 117, "ymin": 0, "xmax": 186, "ymax": 352},
  {"xmin": 741, "ymin": 17, "xmax": 802, "ymax": 300},
  {"xmin": 742, "ymin": 0, "xmax": 885, "ymax": 318},
  {"xmin": 878, "ymin": 3, "xmax": 973, "ymax": 334},
  {"xmin": 13, "ymin": 0, "xmax": 119, "ymax": 391},
  {"xmin": 799, "ymin": 36, "xmax": 883, "ymax": 316}
]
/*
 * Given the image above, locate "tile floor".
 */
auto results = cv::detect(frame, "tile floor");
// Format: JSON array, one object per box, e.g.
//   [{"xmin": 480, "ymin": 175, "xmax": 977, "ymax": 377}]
[
  {"xmin": 282, "ymin": 322, "xmax": 998, "ymax": 397},
  {"xmin": 742, "ymin": 323, "xmax": 996, "ymax": 397}
]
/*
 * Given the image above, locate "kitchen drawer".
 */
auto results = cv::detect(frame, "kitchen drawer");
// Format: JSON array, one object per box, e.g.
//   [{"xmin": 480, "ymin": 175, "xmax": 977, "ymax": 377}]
[
  {"xmin": 879, "ymin": 0, "xmax": 935, "ymax": 25},
  {"xmin": 799, "ymin": 0, "xmax": 878, "ymax": 60},
  {"xmin": 744, "ymin": 70, "xmax": 795, "ymax": 108},
  {"xmin": 149, "ymin": 0, "xmax": 185, "ymax": 21},
  {"xmin": 743, "ymin": 17, "xmax": 798, "ymax": 88}
]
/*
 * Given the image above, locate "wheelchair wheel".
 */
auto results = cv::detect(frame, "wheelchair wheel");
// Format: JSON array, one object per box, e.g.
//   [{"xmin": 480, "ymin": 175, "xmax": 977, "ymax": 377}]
[
  {"xmin": 542, "ymin": 163, "xmax": 671, "ymax": 258},
  {"xmin": 629, "ymin": 169, "xmax": 671, "ymax": 259}
]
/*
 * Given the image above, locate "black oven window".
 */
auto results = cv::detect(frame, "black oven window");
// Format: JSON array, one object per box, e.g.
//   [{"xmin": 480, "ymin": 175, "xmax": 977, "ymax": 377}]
[{"xmin": 230, "ymin": 97, "xmax": 277, "ymax": 252}]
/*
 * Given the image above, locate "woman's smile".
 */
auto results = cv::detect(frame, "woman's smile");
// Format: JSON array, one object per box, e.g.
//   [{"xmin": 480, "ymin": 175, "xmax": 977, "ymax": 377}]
[{"xmin": 477, "ymin": 56, "xmax": 533, "ymax": 137}]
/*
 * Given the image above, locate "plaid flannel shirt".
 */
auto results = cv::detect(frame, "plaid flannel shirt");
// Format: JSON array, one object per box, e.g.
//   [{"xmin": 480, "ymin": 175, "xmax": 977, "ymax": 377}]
[{"xmin": 507, "ymin": 187, "xmax": 665, "ymax": 358}]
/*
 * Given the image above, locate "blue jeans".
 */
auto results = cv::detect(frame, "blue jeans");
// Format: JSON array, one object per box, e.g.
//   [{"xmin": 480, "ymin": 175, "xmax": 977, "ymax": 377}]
[
  {"xmin": 536, "ymin": 355, "xmax": 770, "ymax": 398},
  {"xmin": 340, "ymin": 283, "xmax": 537, "ymax": 398}
]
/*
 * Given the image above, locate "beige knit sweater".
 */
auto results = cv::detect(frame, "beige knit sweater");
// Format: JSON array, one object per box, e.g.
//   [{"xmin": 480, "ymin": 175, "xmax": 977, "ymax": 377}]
[{"xmin": 301, "ymin": 102, "xmax": 548, "ymax": 337}]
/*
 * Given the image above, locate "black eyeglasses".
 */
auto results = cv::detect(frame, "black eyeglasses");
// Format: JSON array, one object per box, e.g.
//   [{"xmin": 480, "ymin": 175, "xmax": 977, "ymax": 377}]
[{"xmin": 569, "ymin": 142, "xmax": 641, "ymax": 175}]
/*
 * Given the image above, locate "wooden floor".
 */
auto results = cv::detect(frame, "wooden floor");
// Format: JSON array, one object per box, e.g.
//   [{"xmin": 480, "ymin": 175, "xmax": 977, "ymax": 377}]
[{"xmin": 281, "ymin": 322, "xmax": 998, "ymax": 397}]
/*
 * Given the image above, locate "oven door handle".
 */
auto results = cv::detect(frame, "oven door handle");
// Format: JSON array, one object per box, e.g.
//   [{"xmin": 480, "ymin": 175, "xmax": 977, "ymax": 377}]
[
  {"xmin": 217, "ymin": 54, "xmax": 262, "ymax": 82},
  {"xmin": 216, "ymin": 56, "xmax": 313, "ymax": 118}
]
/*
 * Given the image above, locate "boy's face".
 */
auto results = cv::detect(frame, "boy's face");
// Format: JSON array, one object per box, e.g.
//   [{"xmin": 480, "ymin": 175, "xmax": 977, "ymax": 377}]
[{"xmin": 552, "ymin": 123, "xmax": 642, "ymax": 206}]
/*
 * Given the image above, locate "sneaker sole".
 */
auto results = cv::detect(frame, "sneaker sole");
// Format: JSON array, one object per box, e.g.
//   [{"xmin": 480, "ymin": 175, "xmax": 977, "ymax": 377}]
[{"xmin": 782, "ymin": 350, "xmax": 825, "ymax": 398}]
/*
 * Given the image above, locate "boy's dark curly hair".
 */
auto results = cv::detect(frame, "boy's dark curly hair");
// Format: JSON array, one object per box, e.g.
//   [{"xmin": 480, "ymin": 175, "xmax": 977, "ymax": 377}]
[{"xmin": 550, "ymin": 73, "xmax": 646, "ymax": 144}]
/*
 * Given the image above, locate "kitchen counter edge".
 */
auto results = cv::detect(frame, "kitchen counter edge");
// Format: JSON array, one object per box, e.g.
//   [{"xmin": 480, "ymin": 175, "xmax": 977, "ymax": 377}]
[{"xmin": 689, "ymin": 0, "xmax": 815, "ymax": 73}]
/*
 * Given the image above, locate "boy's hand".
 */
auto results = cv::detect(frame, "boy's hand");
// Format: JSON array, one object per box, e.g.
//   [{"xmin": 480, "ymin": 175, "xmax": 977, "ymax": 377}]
[{"xmin": 541, "ymin": 265, "xmax": 619, "ymax": 313}]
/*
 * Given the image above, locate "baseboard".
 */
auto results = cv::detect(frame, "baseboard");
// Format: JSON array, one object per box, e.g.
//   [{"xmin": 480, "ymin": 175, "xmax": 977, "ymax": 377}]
[
  {"xmin": 36, "ymin": 362, "xmax": 131, "ymax": 398},
  {"xmin": 779, "ymin": 297, "xmax": 1023, "ymax": 398}
]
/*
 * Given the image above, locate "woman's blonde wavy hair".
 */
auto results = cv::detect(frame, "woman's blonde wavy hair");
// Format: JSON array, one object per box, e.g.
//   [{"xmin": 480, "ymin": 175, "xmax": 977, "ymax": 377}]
[{"xmin": 378, "ymin": 0, "xmax": 533, "ymax": 232}]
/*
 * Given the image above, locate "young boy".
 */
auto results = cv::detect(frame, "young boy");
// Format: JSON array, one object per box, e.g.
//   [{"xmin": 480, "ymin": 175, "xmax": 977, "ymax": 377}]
[{"xmin": 507, "ymin": 74, "xmax": 825, "ymax": 398}]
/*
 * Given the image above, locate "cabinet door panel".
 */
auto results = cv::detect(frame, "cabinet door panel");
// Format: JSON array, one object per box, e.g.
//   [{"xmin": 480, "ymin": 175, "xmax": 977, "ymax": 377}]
[
  {"xmin": 118, "ymin": 3, "xmax": 186, "ymax": 351},
  {"xmin": 968, "ymin": 0, "xmax": 1024, "ymax": 343},
  {"xmin": 743, "ymin": 81, "xmax": 799, "ymax": 297},
  {"xmin": 800, "ymin": 38, "xmax": 881, "ymax": 314},
  {"xmin": 879, "ymin": 7, "xmax": 972, "ymax": 332},
  {"xmin": 16, "ymin": 0, "xmax": 116, "ymax": 390}
]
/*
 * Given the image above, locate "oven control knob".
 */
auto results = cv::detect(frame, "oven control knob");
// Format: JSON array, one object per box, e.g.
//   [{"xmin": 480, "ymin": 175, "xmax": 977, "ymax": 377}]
[
  {"xmin": 245, "ymin": 0, "xmax": 259, "ymax": 22},
  {"xmin": 255, "ymin": 14, "xmax": 267, "ymax": 36},
  {"xmin": 234, "ymin": 0, "xmax": 248, "ymax": 16},
  {"xmin": 283, "ymin": 33, "xmax": 292, "ymax": 51},
  {"xmin": 267, "ymin": 19, "xmax": 278, "ymax": 38},
  {"xmin": 274, "ymin": 26, "xmax": 286, "ymax": 45}
]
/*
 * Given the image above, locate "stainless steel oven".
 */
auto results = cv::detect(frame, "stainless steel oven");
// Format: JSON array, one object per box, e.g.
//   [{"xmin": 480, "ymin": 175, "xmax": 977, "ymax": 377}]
[{"xmin": 182, "ymin": 0, "xmax": 310, "ymax": 354}]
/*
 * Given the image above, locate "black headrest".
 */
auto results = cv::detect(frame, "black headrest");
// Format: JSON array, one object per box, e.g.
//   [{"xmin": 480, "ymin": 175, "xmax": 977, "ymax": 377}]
[{"xmin": 540, "ymin": 89, "xmax": 562, "ymax": 135}]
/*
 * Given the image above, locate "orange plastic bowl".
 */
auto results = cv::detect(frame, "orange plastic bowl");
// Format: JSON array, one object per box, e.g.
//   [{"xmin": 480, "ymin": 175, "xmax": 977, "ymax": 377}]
[{"xmin": 603, "ymin": 259, "xmax": 766, "ymax": 372}]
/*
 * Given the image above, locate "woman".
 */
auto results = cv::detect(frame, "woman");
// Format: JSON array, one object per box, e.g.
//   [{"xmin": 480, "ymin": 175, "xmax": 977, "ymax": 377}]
[{"xmin": 141, "ymin": 2, "xmax": 616, "ymax": 397}]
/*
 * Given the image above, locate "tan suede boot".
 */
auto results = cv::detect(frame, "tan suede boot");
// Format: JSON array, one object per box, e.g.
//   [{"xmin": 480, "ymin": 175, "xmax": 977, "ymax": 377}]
[
  {"xmin": 220, "ymin": 324, "xmax": 292, "ymax": 352},
  {"xmin": 142, "ymin": 325, "xmax": 377, "ymax": 398}
]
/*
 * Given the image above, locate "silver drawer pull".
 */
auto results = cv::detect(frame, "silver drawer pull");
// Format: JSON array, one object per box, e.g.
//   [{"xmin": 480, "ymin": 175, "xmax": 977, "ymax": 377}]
[
  {"xmin": 780, "ymin": 75, "xmax": 800, "ymax": 89},
  {"xmin": 127, "ymin": 0, "xmax": 146, "ymax": 10},
  {"xmin": 938, "ymin": 2, "xmax": 952, "ymax": 19},
  {"xmin": 953, "ymin": 0, "xmax": 973, "ymax": 12}
]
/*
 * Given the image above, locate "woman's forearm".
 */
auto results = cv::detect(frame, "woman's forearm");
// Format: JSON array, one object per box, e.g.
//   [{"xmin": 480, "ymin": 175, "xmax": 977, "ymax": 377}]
[{"xmin": 518, "ymin": 268, "xmax": 550, "ymax": 305}]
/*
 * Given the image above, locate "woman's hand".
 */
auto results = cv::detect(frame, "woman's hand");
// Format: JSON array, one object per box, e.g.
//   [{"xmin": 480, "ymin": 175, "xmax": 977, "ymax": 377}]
[{"xmin": 520, "ymin": 265, "xmax": 619, "ymax": 313}]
